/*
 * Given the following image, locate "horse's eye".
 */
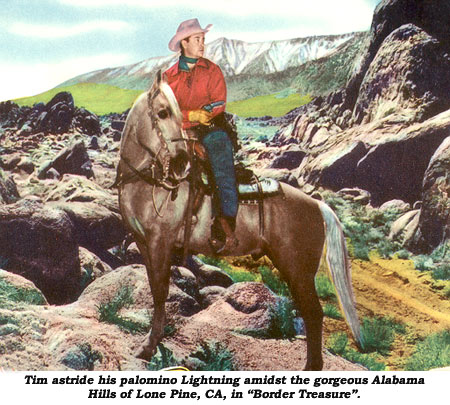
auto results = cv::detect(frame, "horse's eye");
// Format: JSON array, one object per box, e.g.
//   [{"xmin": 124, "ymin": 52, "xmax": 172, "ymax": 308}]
[{"xmin": 158, "ymin": 109, "xmax": 170, "ymax": 119}]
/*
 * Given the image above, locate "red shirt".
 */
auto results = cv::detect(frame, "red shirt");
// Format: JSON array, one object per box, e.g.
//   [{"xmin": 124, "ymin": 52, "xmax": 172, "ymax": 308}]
[{"xmin": 164, "ymin": 57, "xmax": 227, "ymax": 129}]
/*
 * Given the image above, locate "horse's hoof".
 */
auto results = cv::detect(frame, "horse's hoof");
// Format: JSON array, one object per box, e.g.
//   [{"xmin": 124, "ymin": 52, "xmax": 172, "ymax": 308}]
[
  {"xmin": 135, "ymin": 345, "xmax": 155, "ymax": 361},
  {"xmin": 303, "ymin": 363, "xmax": 323, "ymax": 371}
]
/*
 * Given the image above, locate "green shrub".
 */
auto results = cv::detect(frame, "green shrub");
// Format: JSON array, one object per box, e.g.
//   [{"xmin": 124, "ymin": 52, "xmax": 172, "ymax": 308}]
[
  {"xmin": 268, "ymin": 297, "xmax": 297, "ymax": 339},
  {"xmin": 323, "ymin": 303, "xmax": 342, "ymax": 319},
  {"xmin": 97, "ymin": 286, "xmax": 148, "ymax": 334},
  {"xmin": 236, "ymin": 297, "xmax": 296, "ymax": 339},
  {"xmin": 315, "ymin": 274, "xmax": 336, "ymax": 300},
  {"xmin": 405, "ymin": 330, "xmax": 450, "ymax": 370},
  {"xmin": 259, "ymin": 266, "xmax": 290, "ymax": 297},
  {"xmin": 432, "ymin": 263, "xmax": 450, "ymax": 281},
  {"xmin": 413, "ymin": 255, "xmax": 434, "ymax": 271},
  {"xmin": 0, "ymin": 314, "xmax": 19, "ymax": 326},
  {"xmin": 146, "ymin": 344, "xmax": 181, "ymax": 371},
  {"xmin": 61, "ymin": 343, "xmax": 103, "ymax": 370},
  {"xmin": 412, "ymin": 244, "xmax": 450, "ymax": 281},
  {"xmin": 395, "ymin": 249, "xmax": 411, "ymax": 260},
  {"xmin": 198, "ymin": 255, "xmax": 259, "ymax": 283},
  {"xmin": 360, "ymin": 316, "xmax": 405, "ymax": 355},
  {"xmin": 188, "ymin": 340, "xmax": 236, "ymax": 371},
  {"xmin": 443, "ymin": 284, "xmax": 450, "ymax": 299},
  {"xmin": 327, "ymin": 332, "xmax": 386, "ymax": 371},
  {"xmin": 323, "ymin": 193, "xmax": 404, "ymax": 260},
  {"xmin": 0, "ymin": 278, "xmax": 47, "ymax": 308}
]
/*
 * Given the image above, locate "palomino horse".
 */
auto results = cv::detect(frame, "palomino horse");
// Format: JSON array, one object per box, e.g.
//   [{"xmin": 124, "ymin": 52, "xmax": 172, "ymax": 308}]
[{"xmin": 117, "ymin": 71, "xmax": 363, "ymax": 370}]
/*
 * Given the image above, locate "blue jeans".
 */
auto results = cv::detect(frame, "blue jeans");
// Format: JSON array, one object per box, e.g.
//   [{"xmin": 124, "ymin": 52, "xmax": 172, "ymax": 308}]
[{"xmin": 201, "ymin": 130, "xmax": 238, "ymax": 219}]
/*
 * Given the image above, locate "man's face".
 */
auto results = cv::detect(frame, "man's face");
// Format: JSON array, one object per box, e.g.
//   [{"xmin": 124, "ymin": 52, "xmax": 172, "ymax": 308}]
[{"xmin": 181, "ymin": 33, "xmax": 205, "ymax": 59}]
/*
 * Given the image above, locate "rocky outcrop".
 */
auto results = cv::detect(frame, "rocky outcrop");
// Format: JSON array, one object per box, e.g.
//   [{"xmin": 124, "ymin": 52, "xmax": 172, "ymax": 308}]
[
  {"xmin": 44, "ymin": 174, "xmax": 119, "ymax": 212},
  {"xmin": 353, "ymin": 24, "xmax": 450, "ymax": 124},
  {"xmin": 0, "ymin": 265, "xmax": 366, "ymax": 371},
  {"xmin": 269, "ymin": 0, "xmax": 450, "ymax": 248},
  {"xmin": 345, "ymin": 0, "xmax": 450, "ymax": 115},
  {"xmin": 0, "ymin": 92, "xmax": 102, "ymax": 137}
]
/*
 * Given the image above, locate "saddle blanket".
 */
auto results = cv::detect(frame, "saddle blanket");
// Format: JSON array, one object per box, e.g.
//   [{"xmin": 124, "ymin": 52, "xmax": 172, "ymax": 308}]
[{"xmin": 238, "ymin": 177, "xmax": 281, "ymax": 199}]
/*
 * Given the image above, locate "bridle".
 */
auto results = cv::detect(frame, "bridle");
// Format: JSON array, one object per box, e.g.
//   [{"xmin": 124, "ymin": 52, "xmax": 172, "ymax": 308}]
[{"xmin": 116, "ymin": 85, "xmax": 196, "ymax": 217}]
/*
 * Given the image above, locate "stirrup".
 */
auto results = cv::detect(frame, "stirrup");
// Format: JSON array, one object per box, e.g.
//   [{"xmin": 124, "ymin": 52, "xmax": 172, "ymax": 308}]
[{"xmin": 209, "ymin": 235, "xmax": 239, "ymax": 255}]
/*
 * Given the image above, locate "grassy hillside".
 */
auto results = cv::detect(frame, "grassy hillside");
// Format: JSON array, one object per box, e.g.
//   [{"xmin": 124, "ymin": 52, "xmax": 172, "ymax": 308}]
[
  {"xmin": 227, "ymin": 91, "xmax": 312, "ymax": 118},
  {"xmin": 14, "ymin": 81, "xmax": 311, "ymax": 119},
  {"xmin": 14, "ymin": 83, "xmax": 143, "ymax": 115}
]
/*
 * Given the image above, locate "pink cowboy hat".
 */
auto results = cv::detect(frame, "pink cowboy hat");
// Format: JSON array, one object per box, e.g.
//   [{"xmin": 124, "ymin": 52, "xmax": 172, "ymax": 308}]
[{"xmin": 168, "ymin": 18, "xmax": 212, "ymax": 52}]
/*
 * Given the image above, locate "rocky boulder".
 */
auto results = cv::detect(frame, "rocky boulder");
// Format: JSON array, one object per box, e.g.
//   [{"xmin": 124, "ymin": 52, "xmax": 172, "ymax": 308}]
[
  {"xmin": 187, "ymin": 256, "xmax": 234, "ymax": 288},
  {"xmin": 389, "ymin": 209, "xmax": 420, "ymax": 247},
  {"xmin": 44, "ymin": 174, "xmax": 119, "ymax": 213},
  {"xmin": 0, "ymin": 199, "xmax": 81, "ymax": 304},
  {"xmin": 36, "ymin": 92, "xmax": 75, "ymax": 134},
  {"xmin": 414, "ymin": 136, "xmax": 450, "ymax": 252},
  {"xmin": 73, "ymin": 108, "xmax": 101, "ymax": 136},
  {"xmin": 345, "ymin": 0, "xmax": 450, "ymax": 114},
  {"xmin": 38, "ymin": 141, "xmax": 94, "ymax": 179},
  {"xmin": 0, "ymin": 168, "xmax": 20, "ymax": 204},
  {"xmin": 269, "ymin": 148, "xmax": 306, "ymax": 170},
  {"xmin": 353, "ymin": 24, "xmax": 450, "ymax": 124},
  {"xmin": 48, "ymin": 201, "xmax": 126, "ymax": 251}
]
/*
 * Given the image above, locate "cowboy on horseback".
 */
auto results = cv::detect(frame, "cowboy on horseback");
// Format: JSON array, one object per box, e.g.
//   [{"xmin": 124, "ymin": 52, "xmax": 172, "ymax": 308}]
[{"xmin": 164, "ymin": 18, "xmax": 239, "ymax": 255}]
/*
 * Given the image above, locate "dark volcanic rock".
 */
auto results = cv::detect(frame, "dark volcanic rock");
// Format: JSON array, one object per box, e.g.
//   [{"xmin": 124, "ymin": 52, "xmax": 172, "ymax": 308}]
[
  {"xmin": 37, "ymin": 92, "xmax": 75, "ymax": 134},
  {"xmin": 270, "ymin": 149, "xmax": 306, "ymax": 170},
  {"xmin": 38, "ymin": 141, "xmax": 94, "ymax": 179},
  {"xmin": 74, "ymin": 108, "xmax": 101, "ymax": 136}
]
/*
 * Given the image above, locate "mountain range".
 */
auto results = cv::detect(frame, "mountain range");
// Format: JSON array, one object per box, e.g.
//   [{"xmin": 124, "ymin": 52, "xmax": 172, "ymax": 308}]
[{"xmin": 60, "ymin": 32, "xmax": 368, "ymax": 101}]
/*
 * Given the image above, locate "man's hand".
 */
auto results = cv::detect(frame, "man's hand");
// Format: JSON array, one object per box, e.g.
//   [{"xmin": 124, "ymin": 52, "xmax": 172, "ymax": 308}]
[{"xmin": 188, "ymin": 109, "xmax": 213, "ymax": 125}]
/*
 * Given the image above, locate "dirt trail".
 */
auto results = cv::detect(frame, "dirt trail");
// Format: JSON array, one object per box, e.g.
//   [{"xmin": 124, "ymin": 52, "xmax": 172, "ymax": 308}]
[
  {"xmin": 321, "ymin": 256, "xmax": 449, "ymax": 370},
  {"xmin": 351, "ymin": 257, "xmax": 450, "ymax": 334}
]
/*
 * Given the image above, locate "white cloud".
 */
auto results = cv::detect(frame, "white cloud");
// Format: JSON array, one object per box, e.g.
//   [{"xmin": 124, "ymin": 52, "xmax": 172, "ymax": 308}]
[
  {"xmin": 8, "ymin": 20, "xmax": 132, "ymax": 39},
  {"xmin": 0, "ymin": 53, "xmax": 133, "ymax": 102},
  {"xmin": 57, "ymin": 0, "xmax": 374, "ymax": 38},
  {"xmin": 58, "ymin": 0, "xmax": 374, "ymax": 19}
]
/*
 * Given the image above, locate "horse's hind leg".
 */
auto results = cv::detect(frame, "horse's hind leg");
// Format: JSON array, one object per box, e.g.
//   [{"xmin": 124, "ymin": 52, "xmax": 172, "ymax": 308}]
[
  {"xmin": 135, "ymin": 240, "xmax": 171, "ymax": 361},
  {"xmin": 283, "ymin": 255, "xmax": 324, "ymax": 371}
]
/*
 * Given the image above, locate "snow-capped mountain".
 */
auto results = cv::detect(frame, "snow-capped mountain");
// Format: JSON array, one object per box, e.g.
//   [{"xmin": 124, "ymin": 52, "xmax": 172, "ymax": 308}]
[
  {"xmin": 206, "ymin": 34, "xmax": 355, "ymax": 76},
  {"xmin": 61, "ymin": 33, "xmax": 361, "ymax": 91}
]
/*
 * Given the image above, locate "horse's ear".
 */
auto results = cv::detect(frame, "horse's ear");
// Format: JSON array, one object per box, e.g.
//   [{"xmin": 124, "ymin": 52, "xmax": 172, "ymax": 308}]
[
  {"xmin": 149, "ymin": 70, "xmax": 163, "ymax": 94},
  {"xmin": 156, "ymin": 69, "xmax": 162, "ymax": 84}
]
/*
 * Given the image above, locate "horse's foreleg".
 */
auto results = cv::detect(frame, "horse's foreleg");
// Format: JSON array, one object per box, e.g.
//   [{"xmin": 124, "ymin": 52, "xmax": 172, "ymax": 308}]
[{"xmin": 135, "ymin": 240, "xmax": 171, "ymax": 361}]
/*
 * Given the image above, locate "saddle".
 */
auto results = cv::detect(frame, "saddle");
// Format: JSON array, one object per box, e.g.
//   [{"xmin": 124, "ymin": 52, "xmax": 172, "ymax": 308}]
[
  {"xmin": 191, "ymin": 141, "xmax": 281, "ymax": 202},
  {"xmin": 181, "ymin": 128, "xmax": 281, "ymax": 261}
]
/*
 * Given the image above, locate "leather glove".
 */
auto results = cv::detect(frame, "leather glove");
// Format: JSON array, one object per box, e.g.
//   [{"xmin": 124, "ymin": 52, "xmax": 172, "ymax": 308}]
[{"xmin": 188, "ymin": 109, "xmax": 213, "ymax": 126}]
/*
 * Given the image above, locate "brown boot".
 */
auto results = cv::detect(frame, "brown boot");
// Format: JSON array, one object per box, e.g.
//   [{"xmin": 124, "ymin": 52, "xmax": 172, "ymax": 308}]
[{"xmin": 210, "ymin": 216, "xmax": 238, "ymax": 255}]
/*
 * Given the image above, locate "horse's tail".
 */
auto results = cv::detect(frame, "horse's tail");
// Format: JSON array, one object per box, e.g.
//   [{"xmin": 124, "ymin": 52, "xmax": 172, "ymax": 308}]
[{"xmin": 318, "ymin": 201, "xmax": 364, "ymax": 350}]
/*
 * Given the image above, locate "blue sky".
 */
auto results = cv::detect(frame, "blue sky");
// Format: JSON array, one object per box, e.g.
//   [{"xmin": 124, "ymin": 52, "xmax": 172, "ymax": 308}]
[{"xmin": 0, "ymin": 0, "xmax": 381, "ymax": 102}]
